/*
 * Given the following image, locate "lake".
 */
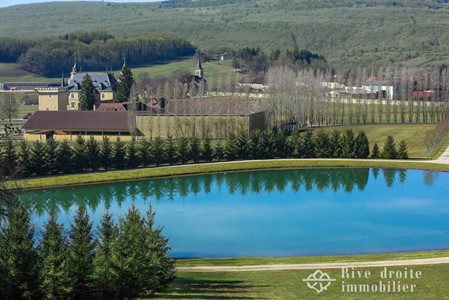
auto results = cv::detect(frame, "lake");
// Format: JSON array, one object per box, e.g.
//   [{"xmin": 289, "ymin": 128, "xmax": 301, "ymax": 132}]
[{"xmin": 19, "ymin": 168, "xmax": 449, "ymax": 258}]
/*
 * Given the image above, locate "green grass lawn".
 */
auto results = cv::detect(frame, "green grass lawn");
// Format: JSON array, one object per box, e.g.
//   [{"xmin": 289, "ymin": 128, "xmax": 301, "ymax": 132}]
[
  {"xmin": 156, "ymin": 265, "xmax": 449, "ymax": 299},
  {"xmin": 315, "ymin": 124, "xmax": 436, "ymax": 159},
  {"xmin": 0, "ymin": 63, "xmax": 58, "ymax": 83}
]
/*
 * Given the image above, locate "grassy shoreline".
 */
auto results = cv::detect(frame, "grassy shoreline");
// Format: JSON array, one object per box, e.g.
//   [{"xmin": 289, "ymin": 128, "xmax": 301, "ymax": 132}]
[{"xmin": 11, "ymin": 159, "xmax": 449, "ymax": 191}]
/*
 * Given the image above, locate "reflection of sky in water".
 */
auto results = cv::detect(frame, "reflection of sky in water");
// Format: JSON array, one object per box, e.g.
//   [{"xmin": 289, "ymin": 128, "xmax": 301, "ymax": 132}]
[{"xmin": 20, "ymin": 168, "xmax": 449, "ymax": 258}]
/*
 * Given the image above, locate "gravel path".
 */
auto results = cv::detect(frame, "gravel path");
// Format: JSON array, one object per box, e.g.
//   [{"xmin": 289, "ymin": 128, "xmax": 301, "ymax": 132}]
[{"xmin": 177, "ymin": 257, "xmax": 449, "ymax": 273}]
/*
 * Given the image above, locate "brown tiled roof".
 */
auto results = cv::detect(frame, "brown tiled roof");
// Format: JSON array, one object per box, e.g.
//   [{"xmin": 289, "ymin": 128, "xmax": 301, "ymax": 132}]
[
  {"xmin": 96, "ymin": 103, "xmax": 127, "ymax": 112},
  {"xmin": 162, "ymin": 99, "xmax": 267, "ymax": 116},
  {"xmin": 22, "ymin": 111, "xmax": 131, "ymax": 131}
]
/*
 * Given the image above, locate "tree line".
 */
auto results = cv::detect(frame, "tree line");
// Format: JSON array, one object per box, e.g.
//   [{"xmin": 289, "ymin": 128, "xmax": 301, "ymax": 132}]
[
  {"xmin": 0, "ymin": 31, "xmax": 195, "ymax": 77},
  {"xmin": 0, "ymin": 204, "xmax": 175, "ymax": 299},
  {"xmin": 0, "ymin": 129, "xmax": 408, "ymax": 179}
]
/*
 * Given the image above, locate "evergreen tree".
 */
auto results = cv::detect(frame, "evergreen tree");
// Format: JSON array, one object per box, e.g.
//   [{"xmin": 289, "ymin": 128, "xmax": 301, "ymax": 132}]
[
  {"xmin": 188, "ymin": 136, "xmax": 201, "ymax": 163},
  {"xmin": 112, "ymin": 138, "xmax": 127, "ymax": 169},
  {"xmin": 354, "ymin": 131, "xmax": 370, "ymax": 158},
  {"xmin": 249, "ymin": 130, "xmax": 264, "ymax": 159},
  {"xmin": 38, "ymin": 212, "xmax": 70, "ymax": 299},
  {"xmin": 213, "ymin": 142, "xmax": 224, "ymax": 161},
  {"xmin": 342, "ymin": 129, "xmax": 356, "ymax": 158},
  {"xmin": 138, "ymin": 139, "xmax": 151, "ymax": 167},
  {"xmin": 141, "ymin": 205, "xmax": 176, "ymax": 297},
  {"xmin": 200, "ymin": 136, "xmax": 213, "ymax": 162},
  {"xmin": 45, "ymin": 139, "xmax": 58, "ymax": 174},
  {"xmin": 260, "ymin": 130, "xmax": 277, "ymax": 159},
  {"xmin": 86, "ymin": 136, "xmax": 100, "ymax": 171},
  {"xmin": 2, "ymin": 140, "xmax": 18, "ymax": 177},
  {"xmin": 29, "ymin": 141, "xmax": 48, "ymax": 176},
  {"xmin": 111, "ymin": 205, "xmax": 146, "ymax": 299},
  {"xmin": 100, "ymin": 137, "xmax": 113, "ymax": 170},
  {"xmin": 78, "ymin": 74, "xmax": 95, "ymax": 111},
  {"xmin": 151, "ymin": 137, "xmax": 164, "ymax": 166},
  {"xmin": 177, "ymin": 137, "xmax": 189, "ymax": 164},
  {"xmin": 56, "ymin": 140, "xmax": 73, "ymax": 174},
  {"xmin": 164, "ymin": 136, "xmax": 177, "ymax": 165},
  {"xmin": 397, "ymin": 140, "xmax": 409, "ymax": 159},
  {"xmin": 275, "ymin": 131, "xmax": 289, "ymax": 158},
  {"xmin": 300, "ymin": 131, "xmax": 315, "ymax": 158},
  {"xmin": 371, "ymin": 143, "xmax": 380, "ymax": 158},
  {"xmin": 3, "ymin": 206, "xmax": 39, "ymax": 299},
  {"xmin": 67, "ymin": 206, "xmax": 95, "ymax": 300},
  {"xmin": 236, "ymin": 131, "xmax": 250, "ymax": 160},
  {"xmin": 224, "ymin": 132, "xmax": 239, "ymax": 161},
  {"xmin": 314, "ymin": 130, "xmax": 331, "ymax": 158},
  {"xmin": 116, "ymin": 61, "xmax": 135, "ymax": 103},
  {"xmin": 381, "ymin": 136, "xmax": 398, "ymax": 159},
  {"xmin": 73, "ymin": 135, "xmax": 87, "ymax": 172},
  {"xmin": 289, "ymin": 131, "xmax": 302, "ymax": 158},
  {"xmin": 17, "ymin": 141, "xmax": 31, "ymax": 177},
  {"xmin": 329, "ymin": 130, "xmax": 342, "ymax": 158},
  {"xmin": 93, "ymin": 212, "xmax": 118, "ymax": 300},
  {"xmin": 126, "ymin": 139, "xmax": 139, "ymax": 169}
]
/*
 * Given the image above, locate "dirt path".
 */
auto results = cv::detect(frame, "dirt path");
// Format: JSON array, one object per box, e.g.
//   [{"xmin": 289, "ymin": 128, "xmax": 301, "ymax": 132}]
[{"xmin": 177, "ymin": 257, "xmax": 449, "ymax": 272}]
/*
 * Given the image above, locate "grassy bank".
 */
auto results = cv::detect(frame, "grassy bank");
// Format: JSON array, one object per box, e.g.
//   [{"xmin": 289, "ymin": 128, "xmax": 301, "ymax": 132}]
[
  {"xmin": 11, "ymin": 159, "xmax": 449, "ymax": 191},
  {"xmin": 157, "ymin": 264, "xmax": 449, "ymax": 299}
]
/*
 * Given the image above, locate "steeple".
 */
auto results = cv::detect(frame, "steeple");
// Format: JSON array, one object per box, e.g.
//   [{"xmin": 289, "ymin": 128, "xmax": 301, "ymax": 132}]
[
  {"xmin": 194, "ymin": 57, "xmax": 204, "ymax": 79},
  {"xmin": 71, "ymin": 53, "xmax": 77, "ymax": 76}
]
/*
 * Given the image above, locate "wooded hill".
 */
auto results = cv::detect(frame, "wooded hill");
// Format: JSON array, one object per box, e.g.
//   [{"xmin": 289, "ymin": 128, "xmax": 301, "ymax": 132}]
[{"xmin": 1, "ymin": 0, "xmax": 449, "ymax": 66}]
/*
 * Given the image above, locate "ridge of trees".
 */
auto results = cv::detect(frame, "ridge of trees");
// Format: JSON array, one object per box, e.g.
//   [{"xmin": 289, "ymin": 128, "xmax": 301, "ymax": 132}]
[
  {"xmin": 0, "ymin": 32, "xmax": 195, "ymax": 77},
  {"xmin": 0, "ymin": 204, "xmax": 175, "ymax": 299},
  {"xmin": 0, "ymin": 130, "xmax": 408, "ymax": 179}
]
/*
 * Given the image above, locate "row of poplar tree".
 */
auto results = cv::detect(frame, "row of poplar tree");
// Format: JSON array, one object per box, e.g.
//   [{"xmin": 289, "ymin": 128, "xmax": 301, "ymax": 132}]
[
  {"xmin": 0, "ymin": 204, "xmax": 175, "ymax": 300},
  {"xmin": 0, "ymin": 129, "xmax": 408, "ymax": 178}
]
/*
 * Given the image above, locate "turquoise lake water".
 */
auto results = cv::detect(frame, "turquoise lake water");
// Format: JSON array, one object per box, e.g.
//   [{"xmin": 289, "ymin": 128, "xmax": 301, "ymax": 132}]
[{"xmin": 19, "ymin": 168, "xmax": 449, "ymax": 258}]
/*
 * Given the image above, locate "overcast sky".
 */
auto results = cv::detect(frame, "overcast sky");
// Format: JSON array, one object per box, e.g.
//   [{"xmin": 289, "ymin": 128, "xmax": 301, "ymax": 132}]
[{"xmin": 0, "ymin": 0, "xmax": 160, "ymax": 8}]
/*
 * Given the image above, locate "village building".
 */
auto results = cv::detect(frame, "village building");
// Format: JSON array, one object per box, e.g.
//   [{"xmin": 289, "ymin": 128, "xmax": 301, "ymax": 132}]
[
  {"xmin": 22, "ymin": 111, "xmax": 139, "ymax": 141},
  {"xmin": 36, "ymin": 87, "xmax": 69, "ymax": 111},
  {"xmin": 238, "ymin": 76, "xmax": 267, "ymax": 92}
]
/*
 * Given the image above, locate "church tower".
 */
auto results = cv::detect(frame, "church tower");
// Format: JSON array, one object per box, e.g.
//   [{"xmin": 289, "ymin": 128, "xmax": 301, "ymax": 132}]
[{"xmin": 194, "ymin": 57, "xmax": 204, "ymax": 79}]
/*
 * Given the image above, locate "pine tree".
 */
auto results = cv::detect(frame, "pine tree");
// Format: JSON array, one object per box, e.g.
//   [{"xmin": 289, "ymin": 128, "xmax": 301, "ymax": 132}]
[
  {"xmin": 2, "ymin": 140, "xmax": 18, "ymax": 177},
  {"xmin": 188, "ymin": 136, "xmax": 201, "ymax": 163},
  {"xmin": 381, "ymin": 136, "xmax": 398, "ymax": 159},
  {"xmin": 100, "ymin": 137, "xmax": 113, "ymax": 170},
  {"xmin": 30, "ymin": 141, "xmax": 48, "ymax": 176},
  {"xmin": 79, "ymin": 74, "xmax": 95, "ymax": 111},
  {"xmin": 111, "ymin": 205, "xmax": 146, "ymax": 299},
  {"xmin": 249, "ymin": 130, "xmax": 264, "ymax": 159},
  {"xmin": 300, "ymin": 131, "xmax": 315, "ymax": 158},
  {"xmin": 73, "ymin": 135, "xmax": 87, "ymax": 172},
  {"xmin": 151, "ymin": 137, "xmax": 164, "ymax": 166},
  {"xmin": 260, "ymin": 130, "xmax": 277, "ymax": 159},
  {"xmin": 116, "ymin": 61, "xmax": 135, "ymax": 103},
  {"xmin": 329, "ymin": 130, "xmax": 342, "ymax": 158},
  {"xmin": 275, "ymin": 131, "xmax": 289, "ymax": 158},
  {"xmin": 371, "ymin": 142, "xmax": 380, "ymax": 158},
  {"xmin": 314, "ymin": 130, "xmax": 331, "ymax": 158},
  {"xmin": 45, "ymin": 139, "xmax": 58, "ymax": 174},
  {"xmin": 177, "ymin": 137, "xmax": 189, "ymax": 164},
  {"xmin": 17, "ymin": 141, "xmax": 31, "ymax": 177},
  {"xmin": 126, "ymin": 139, "xmax": 139, "ymax": 169},
  {"xmin": 397, "ymin": 140, "xmax": 409, "ymax": 159},
  {"xmin": 200, "ymin": 136, "xmax": 213, "ymax": 162},
  {"xmin": 112, "ymin": 137, "xmax": 127, "ymax": 169},
  {"xmin": 224, "ymin": 132, "xmax": 239, "ymax": 161},
  {"xmin": 342, "ymin": 129, "xmax": 356, "ymax": 158},
  {"xmin": 56, "ymin": 140, "xmax": 73, "ymax": 174},
  {"xmin": 86, "ymin": 136, "xmax": 100, "ymax": 171},
  {"xmin": 164, "ymin": 136, "xmax": 177, "ymax": 165},
  {"xmin": 3, "ymin": 206, "xmax": 39, "ymax": 299},
  {"xmin": 138, "ymin": 139, "xmax": 151, "ymax": 167},
  {"xmin": 141, "ymin": 205, "xmax": 176, "ymax": 297},
  {"xmin": 38, "ymin": 212, "xmax": 71, "ymax": 299},
  {"xmin": 93, "ymin": 212, "xmax": 118, "ymax": 299},
  {"xmin": 354, "ymin": 131, "xmax": 370, "ymax": 158},
  {"xmin": 67, "ymin": 206, "xmax": 96, "ymax": 300},
  {"xmin": 213, "ymin": 142, "xmax": 224, "ymax": 161},
  {"xmin": 236, "ymin": 131, "xmax": 250, "ymax": 160}
]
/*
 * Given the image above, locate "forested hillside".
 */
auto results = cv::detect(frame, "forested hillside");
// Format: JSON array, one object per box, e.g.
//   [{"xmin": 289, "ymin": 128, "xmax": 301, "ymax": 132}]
[{"xmin": 1, "ymin": 0, "xmax": 449, "ymax": 66}]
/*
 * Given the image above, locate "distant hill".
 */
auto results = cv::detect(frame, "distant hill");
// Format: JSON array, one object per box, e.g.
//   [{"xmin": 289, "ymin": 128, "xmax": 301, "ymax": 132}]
[{"xmin": 2, "ymin": 0, "xmax": 449, "ymax": 66}]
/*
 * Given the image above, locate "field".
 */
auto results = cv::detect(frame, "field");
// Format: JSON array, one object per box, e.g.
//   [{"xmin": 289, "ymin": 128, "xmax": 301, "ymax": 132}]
[
  {"xmin": 316, "ymin": 124, "xmax": 436, "ymax": 159},
  {"xmin": 2, "ymin": 1, "xmax": 449, "ymax": 66},
  {"xmin": 0, "ymin": 63, "xmax": 58, "ymax": 83}
]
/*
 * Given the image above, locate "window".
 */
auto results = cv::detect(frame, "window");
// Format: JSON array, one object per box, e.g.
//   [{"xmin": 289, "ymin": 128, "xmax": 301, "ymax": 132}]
[
  {"xmin": 102, "ymin": 93, "xmax": 105, "ymax": 99},
  {"xmin": 71, "ymin": 93, "xmax": 74, "ymax": 98}
]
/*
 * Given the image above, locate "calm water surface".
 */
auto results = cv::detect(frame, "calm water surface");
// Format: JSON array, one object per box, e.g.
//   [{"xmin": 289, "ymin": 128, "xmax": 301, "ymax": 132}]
[{"xmin": 20, "ymin": 168, "xmax": 449, "ymax": 258}]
